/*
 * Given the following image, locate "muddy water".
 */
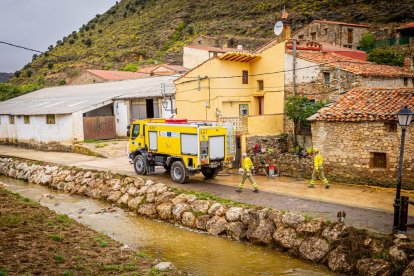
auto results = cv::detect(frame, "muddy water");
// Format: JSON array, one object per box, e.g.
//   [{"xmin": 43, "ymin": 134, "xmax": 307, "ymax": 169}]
[{"xmin": 1, "ymin": 176, "xmax": 335, "ymax": 276}]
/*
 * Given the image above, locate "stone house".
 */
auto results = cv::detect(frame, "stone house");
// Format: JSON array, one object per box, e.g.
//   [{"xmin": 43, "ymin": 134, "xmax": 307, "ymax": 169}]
[
  {"xmin": 293, "ymin": 20, "xmax": 369, "ymax": 49},
  {"xmin": 137, "ymin": 64, "xmax": 188, "ymax": 76},
  {"xmin": 308, "ymin": 87, "xmax": 414, "ymax": 187},
  {"xmin": 283, "ymin": 44, "xmax": 414, "ymax": 145},
  {"xmin": 0, "ymin": 76, "xmax": 176, "ymax": 149},
  {"xmin": 69, "ymin": 69, "xmax": 147, "ymax": 85}
]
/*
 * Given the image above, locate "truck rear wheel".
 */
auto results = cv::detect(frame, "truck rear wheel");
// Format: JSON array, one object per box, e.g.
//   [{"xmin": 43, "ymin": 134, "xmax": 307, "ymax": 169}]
[
  {"xmin": 134, "ymin": 155, "xmax": 147, "ymax": 175},
  {"xmin": 170, "ymin": 161, "xmax": 188, "ymax": 184},
  {"xmin": 201, "ymin": 167, "xmax": 220, "ymax": 179}
]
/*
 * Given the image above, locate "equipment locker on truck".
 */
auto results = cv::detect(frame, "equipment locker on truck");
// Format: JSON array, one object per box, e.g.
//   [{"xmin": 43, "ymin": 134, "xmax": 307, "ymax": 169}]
[{"xmin": 128, "ymin": 118, "xmax": 235, "ymax": 183}]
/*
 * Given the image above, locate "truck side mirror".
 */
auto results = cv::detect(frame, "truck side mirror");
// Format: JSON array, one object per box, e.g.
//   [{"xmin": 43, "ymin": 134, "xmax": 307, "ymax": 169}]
[{"xmin": 127, "ymin": 125, "xmax": 131, "ymax": 138}]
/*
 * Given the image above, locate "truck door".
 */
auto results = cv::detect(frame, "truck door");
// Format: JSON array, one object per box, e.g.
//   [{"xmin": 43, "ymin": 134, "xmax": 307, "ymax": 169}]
[{"xmin": 129, "ymin": 123, "xmax": 145, "ymax": 151}]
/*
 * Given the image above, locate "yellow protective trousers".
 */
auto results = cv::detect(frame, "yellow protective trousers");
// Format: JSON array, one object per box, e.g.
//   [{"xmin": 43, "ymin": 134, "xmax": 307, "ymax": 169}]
[
  {"xmin": 239, "ymin": 170, "xmax": 258, "ymax": 189},
  {"xmin": 310, "ymin": 166, "xmax": 329, "ymax": 187}
]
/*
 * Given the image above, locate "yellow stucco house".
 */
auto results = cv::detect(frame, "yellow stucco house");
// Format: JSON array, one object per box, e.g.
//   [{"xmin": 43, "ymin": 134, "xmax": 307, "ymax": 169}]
[{"xmin": 174, "ymin": 40, "xmax": 286, "ymax": 152}]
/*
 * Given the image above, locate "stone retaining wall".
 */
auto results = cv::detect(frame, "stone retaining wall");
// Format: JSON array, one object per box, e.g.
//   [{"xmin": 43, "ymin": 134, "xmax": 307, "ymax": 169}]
[{"xmin": 0, "ymin": 157, "xmax": 413, "ymax": 275}]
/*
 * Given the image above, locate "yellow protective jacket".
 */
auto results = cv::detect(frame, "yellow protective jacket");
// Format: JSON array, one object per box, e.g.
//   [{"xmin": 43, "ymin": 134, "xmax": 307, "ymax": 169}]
[
  {"xmin": 314, "ymin": 154, "xmax": 323, "ymax": 170},
  {"xmin": 242, "ymin": 157, "xmax": 253, "ymax": 171}
]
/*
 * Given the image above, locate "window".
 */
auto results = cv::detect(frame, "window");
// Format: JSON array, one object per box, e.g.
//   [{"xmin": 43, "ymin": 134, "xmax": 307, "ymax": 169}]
[
  {"xmin": 298, "ymin": 35, "xmax": 304, "ymax": 40},
  {"xmin": 239, "ymin": 104, "xmax": 249, "ymax": 116},
  {"xmin": 384, "ymin": 122, "xmax": 397, "ymax": 132},
  {"xmin": 46, "ymin": 114, "xmax": 56, "ymax": 124},
  {"xmin": 242, "ymin": 70, "xmax": 248, "ymax": 84},
  {"xmin": 311, "ymin": 32, "xmax": 316, "ymax": 41},
  {"xmin": 404, "ymin": 77, "xmax": 408, "ymax": 87},
  {"xmin": 24, "ymin": 115, "xmax": 30, "ymax": 124},
  {"xmin": 9, "ymin": 115, "xmax": 14, "ymax": 124},
  {"xmin": 257, "ymin": 80, "xmax": 264, "ymax": 91},
  {"xmin": 131, "ymin": 124, "xmax": 140, "ymax": 139},
  {"xmin": 347, "ymin": 29, "xmax": 353, "ymax": 44},
  {"xmin": 323, "ymin": 72, "xmax": 331, "ymax": 84},
  {"xmin": 370, "ymin": 152, "xmax": 387, "ymax": 169}
]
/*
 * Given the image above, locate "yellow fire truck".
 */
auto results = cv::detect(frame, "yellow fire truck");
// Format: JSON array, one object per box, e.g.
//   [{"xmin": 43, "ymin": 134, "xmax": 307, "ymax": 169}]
[{"xmin": 128, "ymin": 118, "xmax": 235, "ymax": 183}]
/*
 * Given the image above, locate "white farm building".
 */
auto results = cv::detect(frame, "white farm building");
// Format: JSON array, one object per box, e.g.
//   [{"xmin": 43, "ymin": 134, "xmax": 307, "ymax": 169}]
[{"xmin": 0, "ymin": 76, "xmax": 176, "ymax": 149}]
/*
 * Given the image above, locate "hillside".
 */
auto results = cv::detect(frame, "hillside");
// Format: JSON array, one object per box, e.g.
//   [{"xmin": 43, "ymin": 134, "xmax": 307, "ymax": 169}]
[
  {"xmin": 0, "ymin": 73, "xmax": 12, "ymax": 83},
  {"xmin": 8, "ymin": 0, "xmax": 414, "ymax": 87}
]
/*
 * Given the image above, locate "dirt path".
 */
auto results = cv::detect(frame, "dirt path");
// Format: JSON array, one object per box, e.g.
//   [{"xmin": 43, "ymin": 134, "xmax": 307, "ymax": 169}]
[{"xmin": 0, "ymin": 186, "xmax": 180, "ymax": 276}]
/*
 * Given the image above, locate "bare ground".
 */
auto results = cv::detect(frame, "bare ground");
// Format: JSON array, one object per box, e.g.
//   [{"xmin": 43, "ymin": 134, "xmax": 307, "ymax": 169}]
[{"xmin": 0, "ymin": 186, "xmax": 180, "ymax": 276}]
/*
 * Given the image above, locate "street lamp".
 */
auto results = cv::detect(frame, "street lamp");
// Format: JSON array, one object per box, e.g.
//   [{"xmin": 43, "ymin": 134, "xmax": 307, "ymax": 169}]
[
  {"xmin": 161, "ymin": 98, "xmax": 169, "ymax": 110},
  {"xmin": 393, "ymin": 105, "xmax": 413, "ymax": 232}
]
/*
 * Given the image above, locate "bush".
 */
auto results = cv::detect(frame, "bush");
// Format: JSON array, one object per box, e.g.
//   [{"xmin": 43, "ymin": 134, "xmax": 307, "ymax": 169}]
[
  {"xmin": 47, "ymin": 63, "xmax": 53, "ymax": 70},
  {"xmin": 285, "ymin": 96, "xmax": 326, "ymax": 126},
  {"xmin": 368, "ymin": 48, "xmax": 404, "ymax": 67},
  {"xmin": 14, "ymin": 71, "xmax": 21, "ymax": 78},
  {"xmin": 84, "ymin": 38, "xmax": 93, "ymax": 47},
  {"xmin": 58, "ymin": 79, "xmax": 66, "ymax": 86},
  {"xmin": 26, "ymin": 70, "xmax": 33, "ymax": 78},
  {"xmin": 359, "ymin": 33, "xmax": 374, "ymax": 51}
]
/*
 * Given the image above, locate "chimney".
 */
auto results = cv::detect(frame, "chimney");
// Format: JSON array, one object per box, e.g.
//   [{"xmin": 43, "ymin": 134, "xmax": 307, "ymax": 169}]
[
  {"xmin": 237, "ymin": 44, "xmax": 243, "ymax": 51},
  {"xmin": 403, "ymin": 57, "xmax": 413, "ymax": 71}
]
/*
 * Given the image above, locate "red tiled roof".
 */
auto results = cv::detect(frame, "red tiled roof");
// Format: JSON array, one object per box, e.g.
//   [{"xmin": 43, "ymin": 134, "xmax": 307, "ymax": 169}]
[
  {"xmin": 313, "ymin": 20, "xmax": 369, "ymax": 28},
  {"xmin": 294, "ymin": 51, "xmax": 414, "ymax": 78},
  {"xmin": 87, "ymin": 69, "xmax": 146, "ymax": 81},
  {"xmin": 320, "ymin": 42, "xmax": 367, "ymax": 61},
  {"xmin": 314, "ymin": 87, "xmax": 414, "ymax": 122},
  {"xmin": 137, "ymin": 64, "xmax": 188, "ymax": 75},
  {"xmin": 185, "ymin": 45, "xmax": 239, "ymax": 53},
  {"xmin": 396, "ymin": 22, "xmax": 414, "ymax": 31}
]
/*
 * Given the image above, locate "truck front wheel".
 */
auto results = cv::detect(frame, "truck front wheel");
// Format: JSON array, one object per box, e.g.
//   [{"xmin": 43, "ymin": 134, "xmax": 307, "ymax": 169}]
[
  {"xmin": 201, "ymin": 167, "xmax": 220, "ymax": 179},
  {"xmin": 170, "ymin": 161, "xmax": 188, "ymax": 184},
  {"xmin": 134, "ymin": 155, "xmax": 147, "ymax": 175}
]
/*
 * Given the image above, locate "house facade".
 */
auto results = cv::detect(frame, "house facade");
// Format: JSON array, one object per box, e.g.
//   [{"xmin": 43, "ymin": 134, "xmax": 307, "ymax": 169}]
[
  {"xmin": 309, "ymin": 87, "xmax": 414, "ymax": 187},
  {"xmin": 183, "ymin": 45, "xmax": 240, "ymax": 69},
  {"xmin": 283, "ymin": 43, "xmax": 414, "ymax": 146},
  {"xmin": 0, "ymin": 76, "xmax": 176, "ymax": 149},
  {"xmin": 293, "ymin": 20, "xmax": 369, "ymax": 49}
]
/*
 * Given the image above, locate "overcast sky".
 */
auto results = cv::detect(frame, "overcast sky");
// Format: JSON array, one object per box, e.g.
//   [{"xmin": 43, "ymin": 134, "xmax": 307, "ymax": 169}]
[{"xmin": 0, "ymin": 0, "xmax": 117, "ymax": 72}]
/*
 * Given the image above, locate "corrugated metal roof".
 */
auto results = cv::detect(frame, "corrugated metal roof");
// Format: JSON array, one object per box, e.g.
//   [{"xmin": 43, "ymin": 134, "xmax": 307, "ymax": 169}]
[{"xmin": 0, "ymin": 75, "xmax": 177, "ymax": 115}]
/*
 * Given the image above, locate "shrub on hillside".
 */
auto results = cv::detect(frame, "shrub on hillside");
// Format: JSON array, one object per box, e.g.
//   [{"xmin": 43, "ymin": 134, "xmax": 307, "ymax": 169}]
[
  {"xmin": 368, "ymin": 48, "xmax": 404, "ymax": 67},
  {"xmin": 359, "ymin": 33, "xmax": 374, "ymax": 51}
]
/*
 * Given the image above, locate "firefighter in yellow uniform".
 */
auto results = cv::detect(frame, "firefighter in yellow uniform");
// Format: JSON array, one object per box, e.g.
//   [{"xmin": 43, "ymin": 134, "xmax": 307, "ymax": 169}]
[
  {"xmin": 309, "ymin": 148, "xmax": 330, "ymax": 189},
  {"xmin": 235, "ymin": 153, "xmax": 259, "ymax": 193}
]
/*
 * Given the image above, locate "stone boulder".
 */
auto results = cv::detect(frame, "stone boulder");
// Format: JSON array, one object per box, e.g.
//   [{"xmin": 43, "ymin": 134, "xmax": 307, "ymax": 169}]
[
  {"xmin": 128, "ymin": 196, "xmax": 144, "ymax": 210},
  {"xmin": 172, "ymin": 203, "xmax": 190, "ymax": 220},
  {"xmin": 123, "ymin": 176, "xmax": 135, "ymax": 185},
  {"xmin": 65, "ymin": 175, "xmax": 75, "ymax": 182},
  {"xmin": 241, "ymin": 209, "xmax": 255, "ymax": 225},
  {"xmin": 273, "ymin": 227, "xmax": 302, "ymax": 250},
  {"xmin": 153, "ymin": 262, "xmax": 174, "ymax": 271},
  {"xmin": 146, "ymin": 183, "xmax": 166, "ymax": 195},
  {"xmin": 134, "ymin": 178, "xmax": 145, "ymax": 188},
  {"xmin": 327, "ymin": 248, "xmax": 352, "ymax": 273},
  {"xmin": 190, "ymin": 200, "xmax": 210, "ymax": 214},
  {"xmin": 138, "ymin": 203, "xmax": 157, "ymax": 217},
  {"xmin": 172, "ymin": 194, "xmax": 197, "ymax": 205},
  {"xmin": 127, "ymin": 186, "xmax": 138, "ymax": 196},
  {"xmin": 296, "ymin": 218, "xmax": 324, "ymax": 234},
  {"xmin": 206, "ymin": 216, "xmax": 227, "ymax": 235},
  {"xmin": 138, "ymin": 186, "xmax": 149, "ymax": 196},
  {"xmin": 357, "ymin": 259, "xmax": 391, "ymax": 276},
  {"xmin": 208, "ymin": 203, "xmax": 227, "ymax": 217},
  {"xmin": 182, "ymin": 212, "xmax": 196, "ymax": 228},
  {"xmin": 146, "ymin": 192, "xmax": 155, "ymax": 203},
  {"xmin": 225, "ymin": 207, "xmax": 243, "ymax": 222},
  {"xmin": 403, "ymin": 260, "xmax": 414, "ymax": 276},
  {"xmin": 156, "ymin": 203, "xmax": 173, "ymax": 220},
  {"xmin": 195, "ymin": 215, "xmax": 211, "ymax": 230},
  {"xmin": 247, "ymin": 219, "xmax": 275, "ymax": 245},
  {"xmin": 108, "ymin": 191, "xmax": 122, "ymax": 202},
  {"xmin": 155, "ymin": 192, "xmax": 176, "ymax": 204},
  {"xmin": 322, "ymin": 223, "xmax": 346, "ymax": 241},
  {"xmin": 299, "ymin": 237, "xmax": 330, "ymax": 262},
  {"xmin": 282, "ymin": 212, "xmax": 305, "ymax": 227},
  {"xmin": 117, "ymin": 193, "xmax": 130, "ymax": 205},
  {"xmin": 226, "ymin": 221, "xmax": 246, "ymax": 241},
  {"xmin": 389, "ymin": 245, "xmax": 407, "ymax": 262},
  {"xmin": 267, "ymin": 209, "xmax": 284, "ymax": 229}
]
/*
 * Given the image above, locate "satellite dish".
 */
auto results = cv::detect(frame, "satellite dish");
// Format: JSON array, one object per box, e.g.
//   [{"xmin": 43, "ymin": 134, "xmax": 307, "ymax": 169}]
[{"xmin": 274, "ymin": 21, "xmax": 284, "ymax": 36}]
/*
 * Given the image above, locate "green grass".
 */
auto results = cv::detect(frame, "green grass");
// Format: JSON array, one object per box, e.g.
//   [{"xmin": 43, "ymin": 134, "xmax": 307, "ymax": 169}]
[
  {"xmin": 62, "ymin": 271, "xmax": 74, "ymax": 276},
  {"xmin": 94, "ymin": 237, "xmax": 109, "ymax": 248},
  {"xmin": 54, "ymin": 255, "xmax": 65, "ymax": 263},
  {"xmin": 48, "ymin": 234, "xmax": 63, "ymax": 242},
  {"xmin": 56, "ymin": 214, "xmax": 71, "ymax": 225},
  {"xmin": 23, "ymin": 197, "xmax": 30, "ymax": 202},
  {"xmin": 0, "ymin": 268, "xmax": 7, "ymax": 276},
  {"xmin": 102, "ymin": 263, "xmax": 137, "ymax": 271},
  {"xmin": 149, "ymin": 267, "xmax": 160, "ymax": 276},
  {"xmin": 95, "ymin": 143, "xmax": 108, "ymax": 149},
  {"xmin": 135, "ymin": 252, "xmax": 146, "ymax": 258}
]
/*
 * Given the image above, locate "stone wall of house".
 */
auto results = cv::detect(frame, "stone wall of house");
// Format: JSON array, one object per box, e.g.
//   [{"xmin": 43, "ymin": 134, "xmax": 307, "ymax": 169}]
[
  {"xmin": 1, "ymin": 157, "xmax": 412, "ymax": 275},
  {"xmin": 293, "ymin": 22, "xmax": 369, "ymax": 49},
  {"xmin": 246, "ymin": 134, "xmax": 288, "ymax": 167},
  {"xmin": 311, "ymin": 121, "xmax": 414, "ymax": 188}
]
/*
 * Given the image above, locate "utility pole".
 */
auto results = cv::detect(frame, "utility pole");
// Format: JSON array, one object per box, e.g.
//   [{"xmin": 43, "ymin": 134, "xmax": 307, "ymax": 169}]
[
  {"xmin": 293, "ymin": 39, "xmax": 297, "ymax": 96},
  {"xmin": 337, "ymin": 65, "xmax": 342, "ymax": 94}
]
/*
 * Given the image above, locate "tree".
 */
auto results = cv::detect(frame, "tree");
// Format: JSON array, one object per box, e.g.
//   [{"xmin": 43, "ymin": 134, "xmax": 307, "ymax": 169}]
[
  {"xmin": 26, "ymin": 70, "xmax": 33, "ymax": 78},
  {"xmin": 368, "ymin": 48, "xmax": 404, "ymax": 67},
  {"xmin": 84, "ymin": 38, "xmax": 93, "ymax": 47},
  {"xmin": 285, "ymin": 96, "xmax": 326, "ymax": 142},
  {"xmin": 47, "ymin": 63, "xmax": 54, "ymax": 70},
  {"xmin": 359, "ymin": 32, "xmax": 374, "ymax": 51}
]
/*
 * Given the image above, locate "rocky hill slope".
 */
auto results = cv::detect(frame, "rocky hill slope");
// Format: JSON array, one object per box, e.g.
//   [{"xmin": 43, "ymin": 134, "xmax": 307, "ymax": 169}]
[{"xmin": 8, "ymin": 0, "xmax": 414, "ymax": 87}]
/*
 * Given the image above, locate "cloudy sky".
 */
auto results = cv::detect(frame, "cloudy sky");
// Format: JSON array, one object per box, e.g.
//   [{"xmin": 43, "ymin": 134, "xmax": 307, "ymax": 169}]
[{"xmin": 0, "ymin": 0, "xmax": 117, "ymax": 72}]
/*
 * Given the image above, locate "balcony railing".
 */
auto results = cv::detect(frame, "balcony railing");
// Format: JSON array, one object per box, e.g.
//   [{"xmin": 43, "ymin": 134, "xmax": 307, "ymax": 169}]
[{"xmin": 220, "ymin": 114, "xmax": 284, "ymax": 136}]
